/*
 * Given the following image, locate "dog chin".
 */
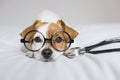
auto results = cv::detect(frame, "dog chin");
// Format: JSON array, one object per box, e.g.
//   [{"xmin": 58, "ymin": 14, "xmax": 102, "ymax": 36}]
[
  {"xmin": 34, "ymin": 55, "xmax": 55, "ymax": 62},
  {"xmin": 35, "ymin": 57, "xmax": 56, "ymax": 62},
  {"xmin": 34, "ymin": 52, "xmax": 62, "ymax": 62},
  {"xmin": 43, "ymin": 58, "xmax": 55, "ymax": 62}
]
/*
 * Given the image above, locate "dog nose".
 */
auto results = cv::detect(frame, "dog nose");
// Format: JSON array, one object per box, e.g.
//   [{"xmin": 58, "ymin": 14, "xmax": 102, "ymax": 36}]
[{"xmin": 41, "ymin": 48, "xmax": 53, "ymax": 59}]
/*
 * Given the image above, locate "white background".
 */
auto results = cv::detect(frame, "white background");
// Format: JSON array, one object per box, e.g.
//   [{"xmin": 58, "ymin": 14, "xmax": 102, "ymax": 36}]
[{"xmin": 0, "ymin": 0, "xmax": 120, "ymax": 26}]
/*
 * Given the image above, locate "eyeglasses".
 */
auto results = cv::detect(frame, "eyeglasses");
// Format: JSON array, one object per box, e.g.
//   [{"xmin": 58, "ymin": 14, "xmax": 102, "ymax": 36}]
[{"xmin": 20, "ymin": 30, "xmax": 74, "ymax": 52}]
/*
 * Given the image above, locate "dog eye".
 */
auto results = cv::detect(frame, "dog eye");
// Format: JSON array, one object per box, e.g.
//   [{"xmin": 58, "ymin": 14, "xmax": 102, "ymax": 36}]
[
  {"xmin": 55, "ymin": 37, "xmax": 63, "ymax": 43},
  {"xmin": 34, "ymin": 37, "xmax": 42, "ymax": 43}
]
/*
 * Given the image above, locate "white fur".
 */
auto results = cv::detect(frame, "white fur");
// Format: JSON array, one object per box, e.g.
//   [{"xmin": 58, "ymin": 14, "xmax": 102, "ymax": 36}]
[{"xmin": 37, "ymin": 10, "xmax": 60, "ymax": 23}]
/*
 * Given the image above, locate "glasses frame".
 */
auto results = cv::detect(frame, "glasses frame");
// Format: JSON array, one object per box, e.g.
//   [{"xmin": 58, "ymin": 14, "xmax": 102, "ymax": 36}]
[{"xmin": 21, "ymin": 30, "xmax": 74, "ymax": 52}]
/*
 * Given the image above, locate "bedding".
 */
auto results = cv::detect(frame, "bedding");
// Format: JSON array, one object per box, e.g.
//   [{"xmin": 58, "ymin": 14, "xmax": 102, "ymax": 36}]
[{"xmin": 0, "ymin": 24, "xmax": 120, "ymax": 80}]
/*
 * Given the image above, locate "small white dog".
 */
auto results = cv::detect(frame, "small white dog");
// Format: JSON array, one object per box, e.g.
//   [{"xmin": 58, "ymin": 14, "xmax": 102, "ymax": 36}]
[{"xmin": 20, "ymin": 10, "xmax": 78, "ymax": 62}]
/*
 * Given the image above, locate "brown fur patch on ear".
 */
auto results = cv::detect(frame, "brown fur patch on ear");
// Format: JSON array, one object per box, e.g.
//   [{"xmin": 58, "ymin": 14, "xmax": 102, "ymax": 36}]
[
  {"xmin": 57, "ymin": 20, "xmax": 79, "ymax": 39},
  {"xmin": 20, "ymin": 20, "xmax": 41, "ymax": 41}
]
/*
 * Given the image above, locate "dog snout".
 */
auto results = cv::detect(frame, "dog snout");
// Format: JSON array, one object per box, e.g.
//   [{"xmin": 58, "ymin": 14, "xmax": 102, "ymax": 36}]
[{"xmin": 41, "ymin": 48, "xmax": 53, "ymax": 59}]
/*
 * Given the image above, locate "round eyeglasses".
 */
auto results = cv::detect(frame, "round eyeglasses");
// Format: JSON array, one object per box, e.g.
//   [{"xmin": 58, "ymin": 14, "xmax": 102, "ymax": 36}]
[{"xmin": 20, "ymin": 30, "xmax": 74, "ymax": 52}]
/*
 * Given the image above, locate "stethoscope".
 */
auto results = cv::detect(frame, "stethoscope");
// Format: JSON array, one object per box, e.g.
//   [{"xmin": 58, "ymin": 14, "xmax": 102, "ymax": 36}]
[{"xmin": 63, "ymin": 37, "xmax": 120, "ymax": 59}]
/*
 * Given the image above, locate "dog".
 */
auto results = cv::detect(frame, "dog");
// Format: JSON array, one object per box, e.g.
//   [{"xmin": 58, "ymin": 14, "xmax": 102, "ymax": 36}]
[{"xmin": 20, "ymin": 11, "xmax": 79, "ymax": 62}]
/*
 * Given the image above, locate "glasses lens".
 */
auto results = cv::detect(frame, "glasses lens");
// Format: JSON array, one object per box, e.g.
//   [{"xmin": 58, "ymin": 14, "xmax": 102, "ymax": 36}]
[
  {"xmin": 52, "ymin": 31, "xmax": 71, "ymax": 51},
  {"xmin": 24, "ymin": 31, "xmax": 44, "ymax": 51}
]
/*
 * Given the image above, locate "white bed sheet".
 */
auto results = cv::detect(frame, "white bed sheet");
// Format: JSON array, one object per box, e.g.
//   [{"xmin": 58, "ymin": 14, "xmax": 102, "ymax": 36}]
[{"xmin": 0, "ymin": 24, "xmax": 120, "ymax": 80}]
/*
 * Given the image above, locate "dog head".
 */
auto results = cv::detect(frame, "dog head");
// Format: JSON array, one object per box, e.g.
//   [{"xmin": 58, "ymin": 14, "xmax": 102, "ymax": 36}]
[{"xmin": 20, "ymin": 19, "xmax": 78, "ymax": 62}]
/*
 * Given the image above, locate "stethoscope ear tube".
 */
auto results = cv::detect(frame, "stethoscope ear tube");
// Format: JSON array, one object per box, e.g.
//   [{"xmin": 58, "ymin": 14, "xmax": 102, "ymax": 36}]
[
  {"xmin": 84, "ymin": 37, "xmax": 120, "ymax": 54},
  {"xmin": 86, "ymin": 48, "xmax": 120, "ymax": 54}
]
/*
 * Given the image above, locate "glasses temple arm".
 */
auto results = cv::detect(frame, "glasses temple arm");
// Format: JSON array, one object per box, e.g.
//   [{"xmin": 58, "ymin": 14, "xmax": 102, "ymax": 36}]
[{"xmin": 20, "ymin": 39, "xmax": 30, "ymax": 43}]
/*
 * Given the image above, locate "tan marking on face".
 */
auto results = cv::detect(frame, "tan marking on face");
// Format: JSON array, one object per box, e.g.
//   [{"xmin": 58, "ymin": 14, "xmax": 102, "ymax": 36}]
[
  {"xmin": 51, "ymin": 32, "xmax": 68, "ymax": 51},
  {"xmin": 47, "ymin": 23, "xmax": 62, "ymax": 38},
  {"xmin": 47, "ymin": 23, "xmax": 69, "ymax": 51},
  {"xmin": 20, "ymin": 20, "xmax": 48, "ymax": 41},
  {"xmin": 20, "ymin": 20, "xmax": 48, "ymax": 48},
  {"xmin": 57, "ymin": 19, "xmax": 78, "ymax": 39}
]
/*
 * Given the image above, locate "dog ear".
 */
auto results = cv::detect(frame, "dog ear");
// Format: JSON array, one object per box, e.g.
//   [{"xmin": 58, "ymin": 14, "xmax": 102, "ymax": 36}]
[
  {"xmin": 57, "ymin": 20, "xmax": 78, "ymax": 39},
  {"xmin": 20, "ymin": 20, "xmax": 41, "ymax": 38}
]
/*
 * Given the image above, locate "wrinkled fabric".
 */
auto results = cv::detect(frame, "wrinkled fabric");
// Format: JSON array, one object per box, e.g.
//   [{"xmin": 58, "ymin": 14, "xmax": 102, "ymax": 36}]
[{"xmin": 0, "ymin": 24, "xmax": 120, "ymax": 80}]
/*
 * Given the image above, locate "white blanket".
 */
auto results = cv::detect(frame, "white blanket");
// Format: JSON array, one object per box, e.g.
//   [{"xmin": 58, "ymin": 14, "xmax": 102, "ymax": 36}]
[{"xmin": 0, "ymin": 24, "xmax": 120, "ymax": 80}]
